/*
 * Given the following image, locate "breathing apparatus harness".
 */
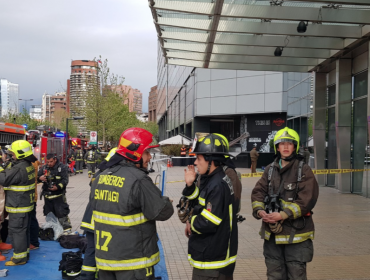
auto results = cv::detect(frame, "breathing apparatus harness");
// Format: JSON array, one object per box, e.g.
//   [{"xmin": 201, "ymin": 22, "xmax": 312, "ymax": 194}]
[{"xmin": 262, "ymin": 158, "xmax": 306, "ymax": 244}]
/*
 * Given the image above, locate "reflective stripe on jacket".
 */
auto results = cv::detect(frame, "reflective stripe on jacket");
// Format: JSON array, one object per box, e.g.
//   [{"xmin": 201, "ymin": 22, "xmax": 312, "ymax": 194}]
[
  {"xmin": 182, "ymin": 167, "xmax": 238, "ymax": 275},
  {"xmin": 251, "ymin": 158, "xmax": 319, "ymax": 244},
  {"xmin": 90, "ymin": 159, "xmax": 174, "ymax": 271},
  {"xmin": 38, "ymin": 161, "xmax": 69, "ymax": 198}
]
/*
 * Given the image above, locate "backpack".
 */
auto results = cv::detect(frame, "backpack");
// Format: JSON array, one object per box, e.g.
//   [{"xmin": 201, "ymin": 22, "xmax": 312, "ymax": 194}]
[
  {"xmin": 58, "ymin": 235, "xmax": 88, "ymax": 254},
  {"xmin": 59, "ymin": 251, "xmax": 83, "ymax": 280}
]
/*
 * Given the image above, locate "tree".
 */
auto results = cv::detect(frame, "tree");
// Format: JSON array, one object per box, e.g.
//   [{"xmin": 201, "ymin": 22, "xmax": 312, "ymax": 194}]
[
  {"xmin": 0, "ymin": 108, "xmax": 39, "ymax": 130},
  {"xmin": 82, "ymin": 56, "xmax": 158, "ymax": 147}
]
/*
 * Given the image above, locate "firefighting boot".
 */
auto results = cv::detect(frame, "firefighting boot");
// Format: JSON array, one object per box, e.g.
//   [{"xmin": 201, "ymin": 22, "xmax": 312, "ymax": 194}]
[
  {"xmin": 0, "ymin": 242, "xmax": 12, "ymax": 250},
  {"xmin": 88, "ymin": 174, "xmax": 91, "ymax": 178},
  {"xmin": 0, "ymin": 252, "xmax": 6, "ymax": 261},
  {"xmin": 5, "ymin": 260, "xmax": 26, "ymax": 266}
]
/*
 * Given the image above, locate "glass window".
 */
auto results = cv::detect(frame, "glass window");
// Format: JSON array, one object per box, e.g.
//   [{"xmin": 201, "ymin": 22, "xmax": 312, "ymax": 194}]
[
  {"xmin": 327, "ymin": 85, "xmax": 335, "ymax": 106},
  {"xmin": 354, "ymin": 71, "xmax": 368, "ymax": 99}
]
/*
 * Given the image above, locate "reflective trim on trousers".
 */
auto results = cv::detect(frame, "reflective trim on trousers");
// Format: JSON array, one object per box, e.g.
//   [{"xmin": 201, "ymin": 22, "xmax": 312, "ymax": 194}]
[
  {"xmin": 96, "ymin": 251, "xmax": 160, "ymax": 271},
  {"xmin": 45, "ymin": 194, "xmax": 63, "ymax": 200},
  {"xmin": 82, "ymin": 265, "xmax": 97, "ymax": 272},
  {"xmin": 201, "ymin": 209, "xmax": 222, "ymax": 225},
  {"xmin": 13, "ymin": 251, "xmax": 28, "ymax": 259},
  {"xmin": 66, "ymin": 271, "xmax": 81, "ymax": 276},
  {"xmin": 4, "ymin": 183, "xmax": 35, "ymax": 192},
  {"xmin": 6, "ymin": 205, "xmax": 34, "ymax": 213},
  {"xmin": 93, "ymin": 211, "xmax": 148, "ymax": 227},
  {"xmin": 185, "ymin": 186, "xmax": 199, "ymax": 200},
  {"xmin": 188, "ymin": 254, "xmax": 237, "ymax": 270}
]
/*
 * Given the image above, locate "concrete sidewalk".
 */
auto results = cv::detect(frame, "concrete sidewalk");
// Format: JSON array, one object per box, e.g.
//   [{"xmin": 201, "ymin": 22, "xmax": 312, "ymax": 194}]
[{"xmin": 36, "ymin": 166, "xmax": 370, "ymax": 280}]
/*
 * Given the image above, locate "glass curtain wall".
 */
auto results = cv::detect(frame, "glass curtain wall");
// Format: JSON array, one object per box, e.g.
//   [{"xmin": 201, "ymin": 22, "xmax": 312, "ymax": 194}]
[
  {"xmin": 352, "ymin": 71, "xmax": 368, "ymax": 194},
  {"xmin": 327, "ymin": 85, "xmax": 337, "ymax": 186}
]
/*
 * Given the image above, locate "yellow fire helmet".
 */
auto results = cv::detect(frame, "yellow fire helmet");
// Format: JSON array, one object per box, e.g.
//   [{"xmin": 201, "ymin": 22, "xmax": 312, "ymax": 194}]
[
  {"xmin": 105, "ymin": 147, "xmax": 117, "ymax": 162},
  {"xmin": 273, "ymin": 127, "xmax": 300, "ymax": 154},
  {"xmin": 8, "ymin": 140, "xmax": 33, "ymax": 159}
]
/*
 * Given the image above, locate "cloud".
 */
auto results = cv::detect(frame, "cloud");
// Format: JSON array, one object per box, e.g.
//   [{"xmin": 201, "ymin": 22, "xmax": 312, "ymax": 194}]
[{"xmin": 0, "ymin": 0, "xmax": 158, "ymax": 114}]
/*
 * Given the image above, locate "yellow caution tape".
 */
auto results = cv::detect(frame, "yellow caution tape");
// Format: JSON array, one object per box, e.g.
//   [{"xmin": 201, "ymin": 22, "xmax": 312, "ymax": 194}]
[{"xmin": 155, "ymin": 168, "xmax": 370, "ymax": 185}]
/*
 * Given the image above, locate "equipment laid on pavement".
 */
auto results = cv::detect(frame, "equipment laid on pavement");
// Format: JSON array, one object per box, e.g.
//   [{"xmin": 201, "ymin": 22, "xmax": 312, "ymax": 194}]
[
  {"xmin": 59, "ymin": 235, "xmax": 87, "ymax": 254},
  {"xmin": 59, "ymin": 251, "xmax": 83, "ymax": 280},
  {"xmin": 39, "ymin": 227, "xmax": 55, "ymax": 241}
]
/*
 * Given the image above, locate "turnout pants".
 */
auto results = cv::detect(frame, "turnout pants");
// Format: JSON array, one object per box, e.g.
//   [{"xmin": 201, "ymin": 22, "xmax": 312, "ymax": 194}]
[
  {"xmin": 251, "ymin": 160, "xmax": 257, "ymax": 173},
  {"xmin": 87, "ymin": 163, "xmax": 96, "ymax": 175},
  {"xmin": 192, "ymin": 268, "xmax": 233, "ymax": 280},
  {"xmin": 30, "ymin": 202, "xmax": 40, "ymax": 247},
  {"xmin": 99, "ymin": 266, "xmax": 155, "ymax": 280},
  {"xmin": 76, "ymin": 160, "xmax": 83, "ymax": 174},
  {"xmin": 78, "ymin": 231, "xmax": 97, "ymax": 280},
  {"xmin": 9, "ymin": 212, "xmax": 31, "ymax": 264},
  {"xmin": 263, "ymin": 235, "xmax": 313, "ymax": 280},
  {"xmin": 44, "ymin": 195, "xmax": 71, "ymax": 230}
]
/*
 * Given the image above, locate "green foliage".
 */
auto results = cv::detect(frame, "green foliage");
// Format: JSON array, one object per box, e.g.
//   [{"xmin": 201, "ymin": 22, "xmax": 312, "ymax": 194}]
[
  {"xmin": 269, "ymin": 138, "xmax": 274, "ymax": 149},
  {"xmin": 82, "ymin": 56, "xmax": 159, "ymax": 147},
  {"xmin": 161, "ymin": 144, "xmax": 182, "ymax": 157}
]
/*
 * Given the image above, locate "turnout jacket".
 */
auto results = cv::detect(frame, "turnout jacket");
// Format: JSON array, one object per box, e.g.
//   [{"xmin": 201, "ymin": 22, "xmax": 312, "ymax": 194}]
[
  {"xmin": 80, "ymin": 169, "xmax": 104, "ymax": 233},
  {"xmin": 75, "ymin": 149, "xmax": 84, "ymax": 161},
  {"xmin": 0, "ymin": 160, "xmax": 36, "ymax": 213},
  {"xmin": 251, "ymin": 158, "xmax": 319, "ymax": 244},
  {"xmin": 38, "ymin": 160, "xmax": 69, "ymax": 200},
  {"xmin": 182, "ymin": 167, "xmax": 238, "ymax": 275},
  {"xmin": 90, "ymin": 159, "xmax": 174, "ymax": 271},
  {"xmin": 84, "ymin": 150, "xmax": 98, "ymax": 163}
]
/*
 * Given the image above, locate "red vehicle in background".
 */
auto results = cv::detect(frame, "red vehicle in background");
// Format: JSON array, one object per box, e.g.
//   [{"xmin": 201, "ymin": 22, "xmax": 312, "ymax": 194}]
[{"xmin": 27, "ymin": 126, "xmax": 66, "ymax": 164}]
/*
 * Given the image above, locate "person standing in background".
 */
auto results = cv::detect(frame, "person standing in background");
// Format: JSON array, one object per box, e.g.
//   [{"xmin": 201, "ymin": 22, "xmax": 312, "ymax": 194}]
[{"xmin": 250, "ymin": 147, "xmax": 259, "ymax": 174}]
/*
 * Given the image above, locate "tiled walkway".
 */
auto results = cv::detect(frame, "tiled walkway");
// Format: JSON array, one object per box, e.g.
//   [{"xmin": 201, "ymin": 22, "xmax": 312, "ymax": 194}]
[{"xmin": 35, "ymin": 166, "xmax": 370, "ymax": 280}]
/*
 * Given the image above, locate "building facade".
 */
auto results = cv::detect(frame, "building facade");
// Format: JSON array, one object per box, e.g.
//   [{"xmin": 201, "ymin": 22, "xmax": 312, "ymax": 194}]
[
  {"xmin": 0, "ymin": 78, "xmax": 19, "ymax": 117},
  {"xmin": 68, "ymin": 60, "xmax": 99, "ymax": 131},
  {"xmin": 132, "ymin": 88, "xmax": 143, "ymax": 113},
  {"xmin": 156, "ymin": 49, "xmax": 288, "ymax": 153},
  {"xmin": 42, "ymin": 92, "xmax": 67, "ymax": 122},
  {"xmin": 29, "ymin": 105, "xmax": 42, "ymax": 120},
  {"xmin": 148, "ymin": 85, "xmax": 157, "ymax": 122}
]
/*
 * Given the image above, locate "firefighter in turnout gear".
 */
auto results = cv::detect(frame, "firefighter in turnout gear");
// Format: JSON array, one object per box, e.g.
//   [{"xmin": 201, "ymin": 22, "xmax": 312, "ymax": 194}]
[
  {"xmin": 183, "ymin": 134, "xmax": 238, "ymax": 280},
  {"xmin": 76, "ymin": 147, "xmax": 117, "ymax": 280},
  {"xmin": 90, "ymin": 128, "xmax": 174, "ymax": 280},
  {"xmin": 75, "ymin": 145, "xmax": 84, "ymax": 174},
  {"xmin": 251, "ymin": 127, "xmax": 319, "ymax": 280},
  {"xmin": 38, "ymin": 154, "xmax": 71, "ymax": 231},
  {"xmin": 84, "ymin": 145, "xmax": 98, "ymax": 178},
  {"xmin": 0, "ymin": 140, "xmax": 38, "ymax": 266}
]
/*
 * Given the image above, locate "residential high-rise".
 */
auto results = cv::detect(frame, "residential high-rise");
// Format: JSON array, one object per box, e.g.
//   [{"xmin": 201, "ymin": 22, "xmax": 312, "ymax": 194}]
[
  {"xmin": 132, "ymin": 88, "xmax": 142, "ymax": 113},
  {"xmin": 42, "ymin": 92, "xmax": 67, "ymax": 122},
  {"xmin": 148, "ymin": 86, "xmax": 157, "ymax": 122},
  {"xmin": 68, "ymin": 60, "xmax": 99, "ymax": 131},
  {"xmin": 0, "ymin": 78, "xmax": 19, "ymax": 117},
  {"xmin": 29, "ymin": 105, "xmax": 43, "ymax": 121}
]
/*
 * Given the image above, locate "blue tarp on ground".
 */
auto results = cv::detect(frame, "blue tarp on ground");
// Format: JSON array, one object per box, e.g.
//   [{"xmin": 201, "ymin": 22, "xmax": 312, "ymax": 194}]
[{"xmin": 2, "ymin": 238, "xmax": 169, "ymax": 280}]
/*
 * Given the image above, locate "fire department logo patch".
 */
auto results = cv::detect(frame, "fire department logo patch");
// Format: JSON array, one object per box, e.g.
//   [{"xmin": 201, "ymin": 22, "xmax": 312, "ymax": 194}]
[{"xmin": 207, "ymin": 202, "xmax": 212, "ymax": 212}]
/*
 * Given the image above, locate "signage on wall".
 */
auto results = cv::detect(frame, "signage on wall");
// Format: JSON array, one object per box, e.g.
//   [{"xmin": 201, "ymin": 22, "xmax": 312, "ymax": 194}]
[
  {"xmin": 255, "ymin": 120, "xmax": 270, "ymax": 126},
  {"xmin": 273, "ymin": 118, "xmax": 285, "ymax": 127},
  {"xmin": 249, "ymin": 138, "xmax": 261, "ymax": 143}
]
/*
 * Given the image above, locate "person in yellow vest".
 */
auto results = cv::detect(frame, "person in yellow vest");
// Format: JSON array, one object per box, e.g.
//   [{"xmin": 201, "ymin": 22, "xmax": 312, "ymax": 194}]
[{"xmin": 188, "ymin": 147, "xmax": 196, "ymax": 157}]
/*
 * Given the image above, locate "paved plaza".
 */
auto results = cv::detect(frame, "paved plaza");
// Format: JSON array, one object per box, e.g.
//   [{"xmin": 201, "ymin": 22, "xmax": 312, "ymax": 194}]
[{"xmin": 35, "ymin": 166, "xmax": 370, "ymax": 280}]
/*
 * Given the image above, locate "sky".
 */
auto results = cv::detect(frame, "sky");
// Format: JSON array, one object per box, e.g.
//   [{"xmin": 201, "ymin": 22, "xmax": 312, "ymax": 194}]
[{"xmin": 0, "ymin": 0, "xmax": 157, "ymax": 113}]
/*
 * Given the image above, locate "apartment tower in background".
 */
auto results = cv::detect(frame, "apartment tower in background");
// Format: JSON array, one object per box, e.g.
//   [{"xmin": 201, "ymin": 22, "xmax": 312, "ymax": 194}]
[
  {"xmin": 42, "ymin": 92, "xmax": 67, "ymax": 122},
  {"xmin": 0, "ymin": 78, "xmax": 19, "ymax": 117},
  {"xmin": 68, "ymin": 60, "xmax": 99, "ymax": 131},
  {"xmin": 148, "ymin": 85, "xmax": 157, "ymax": 122},
  {"xmin": 132, "ymin": 88, "xmax": 142, "ymax": 113},
  {"xmin": 29, "ymin": 105, "xmax": 43, "ymax": 121}
]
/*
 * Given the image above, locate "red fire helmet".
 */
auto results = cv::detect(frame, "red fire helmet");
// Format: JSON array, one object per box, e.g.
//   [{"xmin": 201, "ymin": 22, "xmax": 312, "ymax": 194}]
[{"xmin": 116, "ymin": 127, "xmax": 159, "ymax": 162}]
